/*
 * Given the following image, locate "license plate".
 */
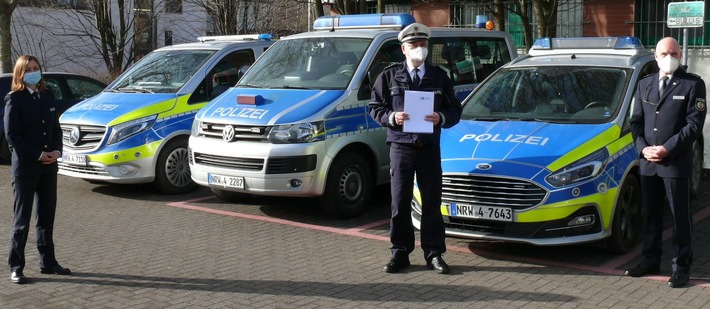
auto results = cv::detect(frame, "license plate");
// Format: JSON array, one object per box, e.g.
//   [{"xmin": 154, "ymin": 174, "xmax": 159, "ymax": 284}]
[
  {"xmin": 60, "ymin": 154, "xmax": 87, "ymax": 166},
  {"xmin": 208, "ymin": 173, "xmax": 244, "ymax": 189},
  {"xmin": 448, "ymin": 202, "xmax": 513, "ymax": 222}
]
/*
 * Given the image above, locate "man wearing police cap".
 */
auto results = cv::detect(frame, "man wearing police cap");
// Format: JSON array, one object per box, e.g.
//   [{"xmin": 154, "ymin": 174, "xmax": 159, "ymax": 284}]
[{"xmin": 369, "ymin": 22, "xmax": 462, "ymax": 274}]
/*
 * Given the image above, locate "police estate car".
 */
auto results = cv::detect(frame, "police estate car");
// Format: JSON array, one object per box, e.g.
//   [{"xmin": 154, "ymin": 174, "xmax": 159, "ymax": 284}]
[{"xmin": 413, "ymin": 37, "xmax": 704, "ymax": 253}]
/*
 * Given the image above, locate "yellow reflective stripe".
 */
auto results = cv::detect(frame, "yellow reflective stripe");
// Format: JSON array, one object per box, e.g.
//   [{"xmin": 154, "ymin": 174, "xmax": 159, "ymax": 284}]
[
  {"xmin": 158, "ymin": 95, "xmax": 207, "ymax": 119},
  {"xmin": 87, "ymin": 140, "xmax": 161, "ymax": 164},
  {"xmin": 517, "ymin": 189, "xmax": 618, "ymax": 229},
  {"xmin": 547, "ymin": 125, "xmax": 621, "ymax": 172},
  {"xmin": 605, "ymin": 132, "xmax": 633, "ymax": 157},
  {"xmin": 110, "ymin": 99, "xmax": 176, "ymax": 126}
]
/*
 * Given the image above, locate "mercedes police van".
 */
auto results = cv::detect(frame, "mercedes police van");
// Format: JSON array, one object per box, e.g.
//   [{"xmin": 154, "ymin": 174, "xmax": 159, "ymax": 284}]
[
  {"xmin": 58, "ymin": 35, "xmax": 275, "ymax": 194},
  {"xmin": 416, "ymin": 37, "xmax": 704, "ymax": 253},
  {"xmin": 188, "ymin": 13, "xmax": 517, "ymax": 218}
]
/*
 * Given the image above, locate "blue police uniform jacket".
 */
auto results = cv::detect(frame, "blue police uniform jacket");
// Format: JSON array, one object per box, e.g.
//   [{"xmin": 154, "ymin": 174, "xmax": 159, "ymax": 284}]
[
  {"xmin": 630, "ymin": 69, "xmax": 706, "ymax": 178},
  {"xmin": 368, "ymin": 61, "xmax": 462, "ymax": 145},
  {"xmin": 4, "ymin": 89, "xmax": 63, "ymax": 176}
]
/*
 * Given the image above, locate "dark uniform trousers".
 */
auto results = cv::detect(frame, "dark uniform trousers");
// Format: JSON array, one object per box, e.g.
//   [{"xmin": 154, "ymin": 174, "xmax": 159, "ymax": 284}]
[
  {"xmin": 9, "ymin": 166, "xmax": 59, "ymax": 272},
  {"xmin": 389, "ymin": 142, "xmax": 445, "ymax": 261},
  {"xmin": 639, "ymin": 176, "xmax": 692, "ymax": 273}
]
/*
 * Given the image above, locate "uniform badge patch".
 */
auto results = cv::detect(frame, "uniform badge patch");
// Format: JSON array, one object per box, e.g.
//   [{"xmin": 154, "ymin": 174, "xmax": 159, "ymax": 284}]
[{"xmin": 696, "ymin": 98, "xmax": 706, "ymax": 111}]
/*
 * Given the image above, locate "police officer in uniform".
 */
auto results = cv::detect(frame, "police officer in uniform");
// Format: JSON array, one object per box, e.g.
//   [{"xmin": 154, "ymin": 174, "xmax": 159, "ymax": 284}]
[
  {"xmin": 5, "ymin": 55, "xmax": 71, "ymax": 284},
  {"xmin": 369, "ymin": 23, "xmax": 462, "ymax": 274},
  {"xmin": 628, "ymin": 37, "xmax": 706, "ymax": 288}
]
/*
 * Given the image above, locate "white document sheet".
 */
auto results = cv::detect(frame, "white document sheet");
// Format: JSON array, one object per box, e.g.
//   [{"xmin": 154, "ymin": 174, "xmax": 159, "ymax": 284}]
[{"xmin": 403, "ymin": 90, "xmax": 434, "ymax": 133}]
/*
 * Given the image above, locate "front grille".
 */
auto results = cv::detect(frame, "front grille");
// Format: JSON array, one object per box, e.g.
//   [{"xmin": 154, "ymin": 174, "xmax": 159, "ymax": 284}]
[
  {"xmin": 58, "ymin": 162, "xmax": 109, "ymax": 176},
  {"xmin": 442, "ymin": 174, "xmax": 547, "ymax": 210},
  {"xmin": 61, "ymin": 124, "xmax": 106, "ymax": 151},
  {"xmin": 193, "ymin": 152, "xmax": 264, "ymax": 171},
  {"xmin": 199, "ymin": 121, "xmax": 270, "ymax": 141}
]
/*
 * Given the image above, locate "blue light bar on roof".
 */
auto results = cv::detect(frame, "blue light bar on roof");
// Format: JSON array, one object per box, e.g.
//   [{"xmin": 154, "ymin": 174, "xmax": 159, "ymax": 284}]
[
  {"xmin": 313, "ymin": 13, "xmax": 415, "ymax": 30},
  {"xmin": 531, "ymin": 37, "xmax": 644, "ymax": 50}
]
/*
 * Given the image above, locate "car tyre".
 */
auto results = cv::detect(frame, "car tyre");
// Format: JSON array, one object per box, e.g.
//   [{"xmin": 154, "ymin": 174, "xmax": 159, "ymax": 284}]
[
  {"xmin": 606, "ymin": 173, "xmax": 642, "ymax": 254},
  {"xmin": 319, "ymin": 152, "xmax": 373, "ymax": 219},
  {"xmin": 153, "ymin": 138, "xmax": 197, "ymax": 194}
]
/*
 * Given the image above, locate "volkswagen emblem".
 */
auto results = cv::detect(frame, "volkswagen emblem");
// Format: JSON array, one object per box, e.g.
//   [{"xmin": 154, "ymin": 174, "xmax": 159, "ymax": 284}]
[
  {"xmin": 476, "ymin": 163, "xmax": 492, "ymax": 170},
  {"xmin": 69, "ymin": 126, "xmax": 81, "ymax": 145},
  {"xmin": 222, "ymin": 125, "xmax": 236, "ymax": 142}
]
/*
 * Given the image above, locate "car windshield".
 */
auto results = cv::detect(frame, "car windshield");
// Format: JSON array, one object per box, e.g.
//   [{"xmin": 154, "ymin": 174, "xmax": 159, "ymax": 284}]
[
  {"xmin": 238, "ymin": 37, "xmax": 370, "ymax": 90},
  {"xmin": 463, "ymin": 66, "xmax": 631, "ymax": 123},
  {"xmin": 110, "ymin": 50, "xmax": 216, "ymax": 93}
]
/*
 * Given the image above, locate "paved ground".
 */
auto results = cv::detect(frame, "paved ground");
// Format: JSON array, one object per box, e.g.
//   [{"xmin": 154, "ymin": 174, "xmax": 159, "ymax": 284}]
[{"xmin": 0, "ymin": 164, "xmax": 708, "ymax": 308}]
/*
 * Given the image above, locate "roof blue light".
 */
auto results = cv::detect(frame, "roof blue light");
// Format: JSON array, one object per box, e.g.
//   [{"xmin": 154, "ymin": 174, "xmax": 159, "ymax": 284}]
[
  {"xmin": 313, "ymin": 13, "xmax": 415, "ymax": 30},
  {"xmin": 531, "ymin": 37, "xmax": 644, "ymax": 50},
  {"xmin": 532, "ymin": 38, "xmax": 551, "ymax": 50}
]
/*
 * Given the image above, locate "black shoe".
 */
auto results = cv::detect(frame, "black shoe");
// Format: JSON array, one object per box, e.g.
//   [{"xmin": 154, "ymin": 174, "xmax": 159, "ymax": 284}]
[
  {"xmin": 668, "ymin": 272, "xmax": 689, "ymax": 288},
  {"xmin": 11, "ymin": 271, "xmax": 27, "ymax": 284},
  {"xmin": 426, "ymin": 256, "xmax": 450, "ymax": 274},
  {"xmin": 624, "ymin": 264, "xmax": 660, "ymax": 277},
  {"xmin": 40, "ymin": 265, "xmax": 72, "ymax": 275},
  {"xmin": 383, "ymin": 258, "xmax": 410, "ymax": 273}
]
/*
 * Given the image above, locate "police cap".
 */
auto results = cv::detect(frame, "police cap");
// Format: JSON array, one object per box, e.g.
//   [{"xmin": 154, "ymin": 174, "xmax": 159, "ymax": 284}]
[{"xmin": 398, "ymin": 23, "xmax": 431, "ymax": 43}]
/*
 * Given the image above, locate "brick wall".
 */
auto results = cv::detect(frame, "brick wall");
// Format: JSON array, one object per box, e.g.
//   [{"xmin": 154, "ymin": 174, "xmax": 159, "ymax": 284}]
[{"xmin": 584, "ymin": 0, "xmax": 635, "ymax": 36}]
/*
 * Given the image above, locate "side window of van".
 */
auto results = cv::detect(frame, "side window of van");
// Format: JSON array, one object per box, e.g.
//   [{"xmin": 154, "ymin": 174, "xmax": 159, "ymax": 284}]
[
  {"xmin": 189, "ymin": 49, "xmax": 256, "ymax": 104},
  {"xmin": 429, "ymin": 37, "xmax": 512, "ymax": 85},
  {"xmin": 357, "ymin": 40, "xmax": 404, "ymax": 100}
]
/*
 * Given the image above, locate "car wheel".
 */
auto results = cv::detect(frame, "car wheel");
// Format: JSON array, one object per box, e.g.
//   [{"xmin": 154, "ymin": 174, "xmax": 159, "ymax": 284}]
[
  {"xmin": 211, "ymin": 188, "xmax": 251, "ymax": 202},
  {"xmin": 690, "ymin": 140, "xmax": 702, "ymax": 199},
  {"xmin": 153, "ymin": 138, "xmax": 197, "ymax": 194},
  {"xmin": 606, "ymin": 173, "xmax": 642, "ymax": 254},
  {"xmin": 0, "ymin": 135, "xmax": 10, "ymax": 163},
  {"xmin": 318, "ymin": 152, "xmax": 373, "ymax": 219}
]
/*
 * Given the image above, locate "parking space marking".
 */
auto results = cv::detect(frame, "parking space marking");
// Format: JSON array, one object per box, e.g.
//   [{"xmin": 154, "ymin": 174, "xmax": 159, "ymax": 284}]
[{"xmin": 169, "ymin": 195, "xmax": 710, "ymax": 288}]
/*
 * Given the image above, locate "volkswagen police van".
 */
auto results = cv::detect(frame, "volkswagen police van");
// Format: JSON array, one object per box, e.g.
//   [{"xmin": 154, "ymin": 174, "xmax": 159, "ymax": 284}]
[
  {"xmin": 188, "ymin": 13, "xmax": 517, "ymax": 218},
  {"xmin": 58, "ymin": 35, "xmax": 275, "ymax": 194},
  {"xmin": 415, "ymin": 37, "xmax": 704, "ymax": 253}
]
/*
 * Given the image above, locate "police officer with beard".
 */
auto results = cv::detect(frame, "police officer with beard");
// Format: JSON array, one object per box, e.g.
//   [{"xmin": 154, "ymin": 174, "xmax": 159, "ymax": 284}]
[
  {"xmin": 369, "ymin": 23, "xmax": 462, "ymax": 274},
  {"xmin": 627, "ymin": 37, "xmax": 706, "ymax": 288}
]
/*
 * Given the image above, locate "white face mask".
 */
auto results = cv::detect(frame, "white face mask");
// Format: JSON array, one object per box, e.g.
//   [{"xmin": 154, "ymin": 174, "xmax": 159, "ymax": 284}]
[
  {"xmin": 658, "ymin": 55, "xmax": 680, "ymax": 74},
  {"xmin": 408, "ymin": 47, "xmax": 428, "ymax": 62}
]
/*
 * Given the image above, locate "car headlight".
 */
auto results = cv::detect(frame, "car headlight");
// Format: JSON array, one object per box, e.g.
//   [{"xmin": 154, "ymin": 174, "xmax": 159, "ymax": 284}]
[
  {"xmin": 107, "ymin": 115, "xmax": 157, "ymax": 145},
  {"xmin": 267, "ymin": 121, "xmax": 324, "ymax": 144},
  {"xmin": 546, "ymin": 148, "xmax": 608, "ymax": 187},
  {"xmin": 190, "ymin": 118, "xmax": 200, "ymax": 137}
]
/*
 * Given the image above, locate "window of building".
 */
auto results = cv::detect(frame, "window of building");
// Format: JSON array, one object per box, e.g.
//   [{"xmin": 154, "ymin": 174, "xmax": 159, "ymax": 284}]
[
  {"xmin": 635, "ymin": 0, "xmax": 709, "ymax": 47},
  {"xmin": 19, "ymin": 0, "xmax": 88, "ymax": 9},
  {"xmin": 165, "ymin": 0, "xmax": 182, "ymax": 13}
]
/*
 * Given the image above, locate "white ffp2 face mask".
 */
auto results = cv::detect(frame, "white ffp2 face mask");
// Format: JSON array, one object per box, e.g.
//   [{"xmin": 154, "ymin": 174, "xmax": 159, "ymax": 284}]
[
  {"xmin": 658, "ymin": 55, "xmax": 680, "ymax": 74},
  {"xmin": 408, "ymin": 47, "xmax": 428, "ymax": 62}
]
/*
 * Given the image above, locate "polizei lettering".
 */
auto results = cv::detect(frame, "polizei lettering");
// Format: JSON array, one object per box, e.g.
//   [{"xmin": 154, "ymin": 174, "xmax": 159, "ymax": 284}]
[
  {"xmin": 458, "ymin": 133, "xmax": 550, "ymax": 146},
  {"xmin": 210, "ymin": 107, "xmax": 269, "ymax": 119}
]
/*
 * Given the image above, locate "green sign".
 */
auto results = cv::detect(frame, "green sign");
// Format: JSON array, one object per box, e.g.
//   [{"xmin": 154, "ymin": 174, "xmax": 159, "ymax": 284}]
[{"xmin": 667, "ymin": 1, "xmax": 705, "ymax": 28}]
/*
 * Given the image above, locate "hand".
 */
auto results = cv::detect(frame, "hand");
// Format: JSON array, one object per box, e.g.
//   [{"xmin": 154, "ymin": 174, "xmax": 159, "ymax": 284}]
[
  {"xmin": 424, "ymin": 112, "xmax": 440, "ymax": 126},
  {"xmin": 40, "ymin": 150, "xmax": 61, "ymax": 164},
  {"xmin": 395, "ymin": 112, "xmax": 410, "ymax": 125},
  {"xmin": 642, "ymin": 146, "xmax": 667, "ymax": 162}
]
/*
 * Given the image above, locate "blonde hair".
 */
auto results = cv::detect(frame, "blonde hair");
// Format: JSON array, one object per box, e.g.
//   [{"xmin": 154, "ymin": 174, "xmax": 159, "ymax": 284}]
[{"xmin": 11, "ymin": 55, "xmax": 47, "ymax": 92}]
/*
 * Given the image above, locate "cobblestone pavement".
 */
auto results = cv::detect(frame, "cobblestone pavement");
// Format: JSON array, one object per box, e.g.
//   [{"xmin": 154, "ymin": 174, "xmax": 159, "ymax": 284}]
[{"xmin": 0, "ymin": 164, "xmax": 707, "ymax": 308}]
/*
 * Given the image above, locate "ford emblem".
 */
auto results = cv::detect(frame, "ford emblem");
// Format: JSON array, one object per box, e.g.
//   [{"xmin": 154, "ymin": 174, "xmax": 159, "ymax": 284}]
[
  {"xmin": 222, "ymin": 125, "xmax": 236, "ymax": 142},
  {"xmin": 476, "ymin": 163, "xmax": 492, "ymax": 170}
]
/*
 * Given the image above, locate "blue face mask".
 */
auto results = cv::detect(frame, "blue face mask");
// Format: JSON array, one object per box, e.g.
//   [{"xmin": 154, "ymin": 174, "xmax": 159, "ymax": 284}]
[{"xmin": 23, "ymin": 71, "xmax": 42, "ymax": 86}]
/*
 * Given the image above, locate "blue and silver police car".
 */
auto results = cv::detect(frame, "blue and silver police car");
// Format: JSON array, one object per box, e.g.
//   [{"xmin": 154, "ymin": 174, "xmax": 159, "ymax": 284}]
[
  {"xmin": 188, "ymin": 14, "xmax": 517, "ymax": 218},
  {"xmin": 413, "ymin": 37, "xmax": 704, "ymax": 253}
]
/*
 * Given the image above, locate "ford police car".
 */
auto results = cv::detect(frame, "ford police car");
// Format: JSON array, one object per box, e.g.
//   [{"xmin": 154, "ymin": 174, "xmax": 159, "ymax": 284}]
[
  {"xmin": 58, "ymin": 35, "xmax": 274, "ymax": 194},
  {"xmin": 188, "ymin": 13, "xmax": 517, "ymax": 218},
  {"xmin": 414, "ymin": 37, "xmax": 704, "ymax": 253}
]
